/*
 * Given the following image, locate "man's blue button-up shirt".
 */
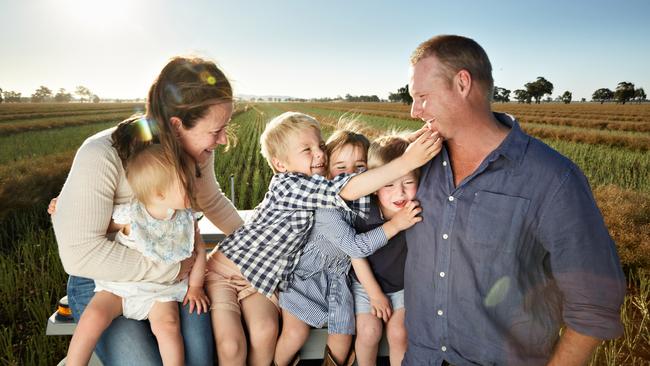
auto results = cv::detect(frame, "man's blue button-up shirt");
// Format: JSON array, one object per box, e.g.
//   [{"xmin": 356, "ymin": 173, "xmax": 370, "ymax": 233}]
[{"xmin": 403, "ymin": 113, "xmax": 626, "ymax": 366}]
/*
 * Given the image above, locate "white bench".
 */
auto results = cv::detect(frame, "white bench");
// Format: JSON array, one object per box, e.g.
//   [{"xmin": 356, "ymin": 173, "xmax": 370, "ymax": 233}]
[{"xmin": 46, "ymin": 210, "xmax": 389, "ymax": 364}]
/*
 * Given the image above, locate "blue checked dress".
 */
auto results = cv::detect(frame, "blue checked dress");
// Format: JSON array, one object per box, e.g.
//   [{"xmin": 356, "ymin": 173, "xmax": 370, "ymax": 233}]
[
  {"xmin": 215, "ymin": 172, "xmax": 369, "ymax": 298},
  {"xmin": 279, "ymin": 207, "xmax": 387, "ymax": 334}
]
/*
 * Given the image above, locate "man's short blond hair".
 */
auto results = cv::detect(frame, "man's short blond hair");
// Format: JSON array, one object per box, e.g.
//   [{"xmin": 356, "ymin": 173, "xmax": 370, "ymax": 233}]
[
  {"xmin": 260, "ymin": 111, "xmax": 322, "ymax": 172},
  {"xmin": 411, "ymin": 34, "xmax": 493, "ymax": 97},
  {"xmin": 126, "ymin": 144, "xmax": 181, "ymax": 205},
  {"xmin": 368, "ymin": 134, "xmax": 420, "ymax": 180}
]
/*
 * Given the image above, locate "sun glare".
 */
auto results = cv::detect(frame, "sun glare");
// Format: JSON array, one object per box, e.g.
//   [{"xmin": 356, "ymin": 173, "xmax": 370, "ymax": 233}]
[{"xmin": 55, "ymin": 0, "xmax": 137, "ymax": 30}]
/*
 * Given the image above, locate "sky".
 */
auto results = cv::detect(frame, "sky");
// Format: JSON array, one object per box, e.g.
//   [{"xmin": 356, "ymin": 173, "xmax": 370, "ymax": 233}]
[{"xmin": 1, "ymin": 0, "xmax": 649, "ymax": 101}]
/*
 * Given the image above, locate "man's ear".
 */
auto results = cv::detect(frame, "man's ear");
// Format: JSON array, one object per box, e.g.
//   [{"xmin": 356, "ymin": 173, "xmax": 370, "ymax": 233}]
[
  {"xmin": 271, "ymin": 157, "xmax": 287, "ymax": 172},
  {"xmin": 456, "ymin": 69, "xmax": 472, "ymax": 97}
]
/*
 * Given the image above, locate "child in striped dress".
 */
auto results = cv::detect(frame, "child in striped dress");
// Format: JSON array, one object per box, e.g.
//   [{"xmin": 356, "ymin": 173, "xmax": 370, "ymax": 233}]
[{"xmin": 274, "ymin": 128, "xmax": 439, "ymax": 366}]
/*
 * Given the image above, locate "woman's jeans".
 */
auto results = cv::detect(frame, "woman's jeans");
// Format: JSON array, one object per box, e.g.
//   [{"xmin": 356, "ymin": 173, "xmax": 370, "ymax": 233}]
[{"xmin": 67, "ymin": 275, "xmax": 214, "ymax": 366}]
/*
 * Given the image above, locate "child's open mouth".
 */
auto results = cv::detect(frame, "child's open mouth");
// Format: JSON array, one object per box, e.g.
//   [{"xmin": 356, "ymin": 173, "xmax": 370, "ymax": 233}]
[{"xmin": 393, "ymin": 200, "xmax": 407, "ymax": 208}]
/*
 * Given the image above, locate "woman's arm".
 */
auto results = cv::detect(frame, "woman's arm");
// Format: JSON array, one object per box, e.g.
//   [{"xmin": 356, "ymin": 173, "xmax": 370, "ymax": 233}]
[
  {"xmin": 52, "ymin": 133, "xmax": 179, "ymax": 283},
  {"xmin": 194, "ymin": 153, "xmax": 244, "ymax": 235}
]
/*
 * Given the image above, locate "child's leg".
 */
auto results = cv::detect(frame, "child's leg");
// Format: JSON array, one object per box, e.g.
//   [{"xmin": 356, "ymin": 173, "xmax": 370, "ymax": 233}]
[
  {"xmin": 386, "ymin": 308, "xmax": 407, "ymax": 366},
  {"xmin": 66, "ymin": 291, "xmax": 122, "ymax": 366},
  {"xmin": 274, "ymin": 310, "xmax": 311, "ymax": 365},
  {"xmin": 241, "ymin": 292, "xmax": 279, "ymax": 366},
  {"xmin": 326, "ymin": 333, "xmax": 354, "ymax": 365},
  {"xmin": 148, "ymin": 301, "xmax": 183, "ymax": 365},
  {"xmin": 212, "ymin": 307, "xmax": 247, "ymax": 365},
  {"xmin": 354, "ymin": 313, "xmax": 384, "ymax": 366}
]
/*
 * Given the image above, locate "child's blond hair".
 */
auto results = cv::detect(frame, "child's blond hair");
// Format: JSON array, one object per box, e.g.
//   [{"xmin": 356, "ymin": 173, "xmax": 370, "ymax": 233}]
[
  {"xmin": 260, "ymin": 112, "xmax": 321, "ymax": 172},
  {"xmin": 126, "ymin": 144, "xmax": 184, "ymax": 205},
  {"xmin": 368, "ymin": 134, "xmax": 421, "ymax": 179}
]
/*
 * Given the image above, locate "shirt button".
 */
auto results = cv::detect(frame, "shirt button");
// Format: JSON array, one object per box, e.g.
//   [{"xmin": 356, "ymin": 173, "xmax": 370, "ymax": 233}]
[
  {"xmin": 442, "ymin": 161, "xmax": 448, "ymax": 166},
  {"xmin": 441, "ymin": 346, "xmax": 447, "ymax": 352},
  {"xmin": 437, "ymin": 310, "xmax": 443, "ymax": 316},
  {"xmin": 442, "ymin": 234, "xmax": 449, "ymax": 240},
  {"xmin": 448, "ymin": 196, "xmax": 454, "ymax": 202},
  {"xmin": 440, "ymin": 272, "xmax": 445, "ymax": 277}
]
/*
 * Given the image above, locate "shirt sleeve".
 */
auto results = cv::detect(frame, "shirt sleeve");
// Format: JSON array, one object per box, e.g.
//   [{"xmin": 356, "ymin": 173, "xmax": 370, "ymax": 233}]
[
  {"xmin": 194, "ymin": 152, "xmax": 244, "ymax": 235},
  {"xmin": 537, "ymin": 165, "xmax": 626, "ymax": 340},
  {"xmin": 51, "ymin": 137, "xmax": 179, "ymax": 283},
  {"xmin": 315, "ymin": 209, "xmax": 388, "ymax": 258},
  {"xmin": 274, "ymin": 173, "xmax": 368, "ymax": 214}
]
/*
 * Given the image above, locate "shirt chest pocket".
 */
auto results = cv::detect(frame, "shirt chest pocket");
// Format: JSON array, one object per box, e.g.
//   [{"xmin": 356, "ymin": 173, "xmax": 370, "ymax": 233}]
[{"xmin": 467, "ymin": 191, "xmax": 530, "ymax": 253}]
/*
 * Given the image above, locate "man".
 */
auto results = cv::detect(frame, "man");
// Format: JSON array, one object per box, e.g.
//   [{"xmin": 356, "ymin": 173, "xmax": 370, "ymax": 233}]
[{"xmin": 403, "ymin": 35, "xmax": 626, "ymax": 366}]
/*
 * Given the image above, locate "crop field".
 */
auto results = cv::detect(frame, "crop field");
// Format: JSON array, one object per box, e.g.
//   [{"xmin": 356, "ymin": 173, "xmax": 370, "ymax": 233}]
[{"xmin": 0, "ymin": 102, "xmax": 648, "ymax": 365}]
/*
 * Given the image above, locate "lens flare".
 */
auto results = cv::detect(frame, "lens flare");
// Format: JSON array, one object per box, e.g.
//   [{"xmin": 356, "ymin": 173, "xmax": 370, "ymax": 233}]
[
  {"xmin": 166, "ymin": 84, "xmax": 183, "ymax": 104},
  {"xmin": 483, "ymin": 276, "xmax": 510, "ymax": 307},
  {"xmin": 136, "ymin": 117, "xmax": 153, "ymax": 142},
  {"xmin": 199, "ymin": 71, "xmax": 217, "ymax": 85}
]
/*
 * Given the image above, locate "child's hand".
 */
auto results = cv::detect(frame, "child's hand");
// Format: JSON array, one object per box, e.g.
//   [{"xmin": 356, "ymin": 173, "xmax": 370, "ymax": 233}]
[
  {"xmin": 389, "ymin": 200, "xmax": 422, "ymax": 231},
  {"xmin": 402, "ymin": 130, "xmax": 442, "ymax": 169},
  {"xmin": 183, "ymin": 286, "xmax": 211, "ymax": 314},
  {"xmin": 407, "ymin": 125, "xmax": 437, "ymax": 143},
  {"xmin": 370, "ymin": 293, "xmax": 392, "ymax": 322},
  {"xmin": 47, "ymin": 197, "xmax": 58, "ymax": 215}
]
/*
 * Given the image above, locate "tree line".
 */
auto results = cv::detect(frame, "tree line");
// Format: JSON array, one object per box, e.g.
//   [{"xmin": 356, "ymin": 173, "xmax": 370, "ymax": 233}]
[
  {"xmin": 388, "ymin": 78, "xmax": 646, "ymax": 105},
  {"xmin": 0, "ymin": 85, "xmax": 100, "ymax": 103}
]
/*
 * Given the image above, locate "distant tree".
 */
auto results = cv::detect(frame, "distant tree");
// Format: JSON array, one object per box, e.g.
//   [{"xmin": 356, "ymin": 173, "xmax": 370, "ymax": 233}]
[
  {"xmin": 524, "ymin": 77, "xmax": 554, "ymax": 104},
  {"xmin": 0, "ymin": 87, "xmax": 3, "ymax": 103},
  {"xmin": 493, "ymin": 87, "xmax": 510, "ymax": 103},
  {"xmin": 54, "ymin": 88, "xmax": 73, "ymax": 102},
  {"xmin": 513, "ymin": 89, "xmax": 531, "ymax": 104},
  {"xmin": 592, "ymin": 88, "xmax": 614, "ymax": 104},
  {"xmin": 614, "ymin": 82, "xmax": 635, "ymax": 104},
  {"xmin": 634, "ymin": 88, "xmax": 646, "ymax": 103},
  {"xmin": 395, "ymin": 84, "xmax": 413, "ymax": 105},
  {"xmin": 92, "ymin": 94, "xmax": 100, "ymax": 103},
  {"xmin": 3, "ymin": 90, "xmax": 22, "ymax": 102},
  {"xmin": 581, "ymin": 98, "xmax": 586, "ymax": 102},
  {"xmin": 75, "ymin": 85, "xmax": 92, "ymax": 102},
  {"xmin": 31, "ymin": 85, "xmax": 52, "ymax": 103},
  {"xmin": 560, "ymin": 91, "xmax": 572, "ymax": 104},
  {"xmin": 388, "ymin": 92, "xmax": 401, "ymax": 102}
]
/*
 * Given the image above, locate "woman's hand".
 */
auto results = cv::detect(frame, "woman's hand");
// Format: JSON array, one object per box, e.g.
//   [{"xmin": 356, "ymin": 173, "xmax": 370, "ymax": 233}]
[
  {"xmin": 176, "ymin": 251, "xmax": 197, "ymax": 281},
  {"xmin": 183, "ymin": 285, "xmax": 211, "ymax": 314},
  {"xmin": 47, "ymin": 197, "xmax": 59, "ymax": 215}
]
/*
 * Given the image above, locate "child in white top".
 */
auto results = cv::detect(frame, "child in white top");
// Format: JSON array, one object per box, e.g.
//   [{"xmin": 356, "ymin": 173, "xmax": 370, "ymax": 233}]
[{"xmin": 66, "ymin": 144, "xmax": 209, "ymax": 366}]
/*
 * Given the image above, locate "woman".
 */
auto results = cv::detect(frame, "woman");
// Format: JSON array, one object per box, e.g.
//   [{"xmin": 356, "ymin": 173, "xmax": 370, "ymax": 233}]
[{"xmin": 51, "ymin": 56, "xmax": 243, "ymax": 365}]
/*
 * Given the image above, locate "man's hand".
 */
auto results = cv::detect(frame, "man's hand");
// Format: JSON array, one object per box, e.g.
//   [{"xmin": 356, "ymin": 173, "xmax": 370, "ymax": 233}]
[
  {"xmin": 183, "ymin": 285, "xmax": 211, "ymax": 314},
  {"xmin": 406, "ymin": 124, "xmax": 436, "ymax": 143}
]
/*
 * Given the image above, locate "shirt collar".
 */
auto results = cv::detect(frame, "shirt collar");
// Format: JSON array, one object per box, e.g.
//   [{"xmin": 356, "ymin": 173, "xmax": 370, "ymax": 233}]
[{"xmin": 490, "ymin": 112, "xmax": 529, "ymax": 167}]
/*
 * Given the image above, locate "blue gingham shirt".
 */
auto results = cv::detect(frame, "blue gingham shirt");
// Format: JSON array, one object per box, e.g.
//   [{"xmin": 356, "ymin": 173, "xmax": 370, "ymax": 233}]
[
  {"xmin": 217, "ymin": 172, "xmax": 369, "ymax": 298},
  {"xmin": 279, "ymin": 208, "xmax": 387, "ymax": 334},
  {"xmin": 403, "ymin": 113, "xmax": 626, "ymax": 366}
]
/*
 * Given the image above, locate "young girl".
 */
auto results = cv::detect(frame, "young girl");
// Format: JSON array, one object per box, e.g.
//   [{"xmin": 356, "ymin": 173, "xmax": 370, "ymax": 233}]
[
  {"xmin": 274, "ymin": 128, "xmax": 425, "ymax": 366},
  {"xmin": 352, "ymin": 135, "xmax": 420, "ymax": 366},
  {"xmin": 65, "ymin": 143, "xmax": 209, "ymax": 366}
]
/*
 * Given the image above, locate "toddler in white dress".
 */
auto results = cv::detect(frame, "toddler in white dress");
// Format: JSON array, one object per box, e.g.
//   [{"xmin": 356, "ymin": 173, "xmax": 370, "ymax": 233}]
[{"xmin": 66, "ymin": 144, "xmax": 209, "ymax": 365}]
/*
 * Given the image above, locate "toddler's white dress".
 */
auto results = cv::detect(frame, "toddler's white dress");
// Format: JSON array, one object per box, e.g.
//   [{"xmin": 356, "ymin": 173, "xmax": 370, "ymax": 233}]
[{"xmin": 94, "ymin": 201, "xmax": 195, "ymax": 320}]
